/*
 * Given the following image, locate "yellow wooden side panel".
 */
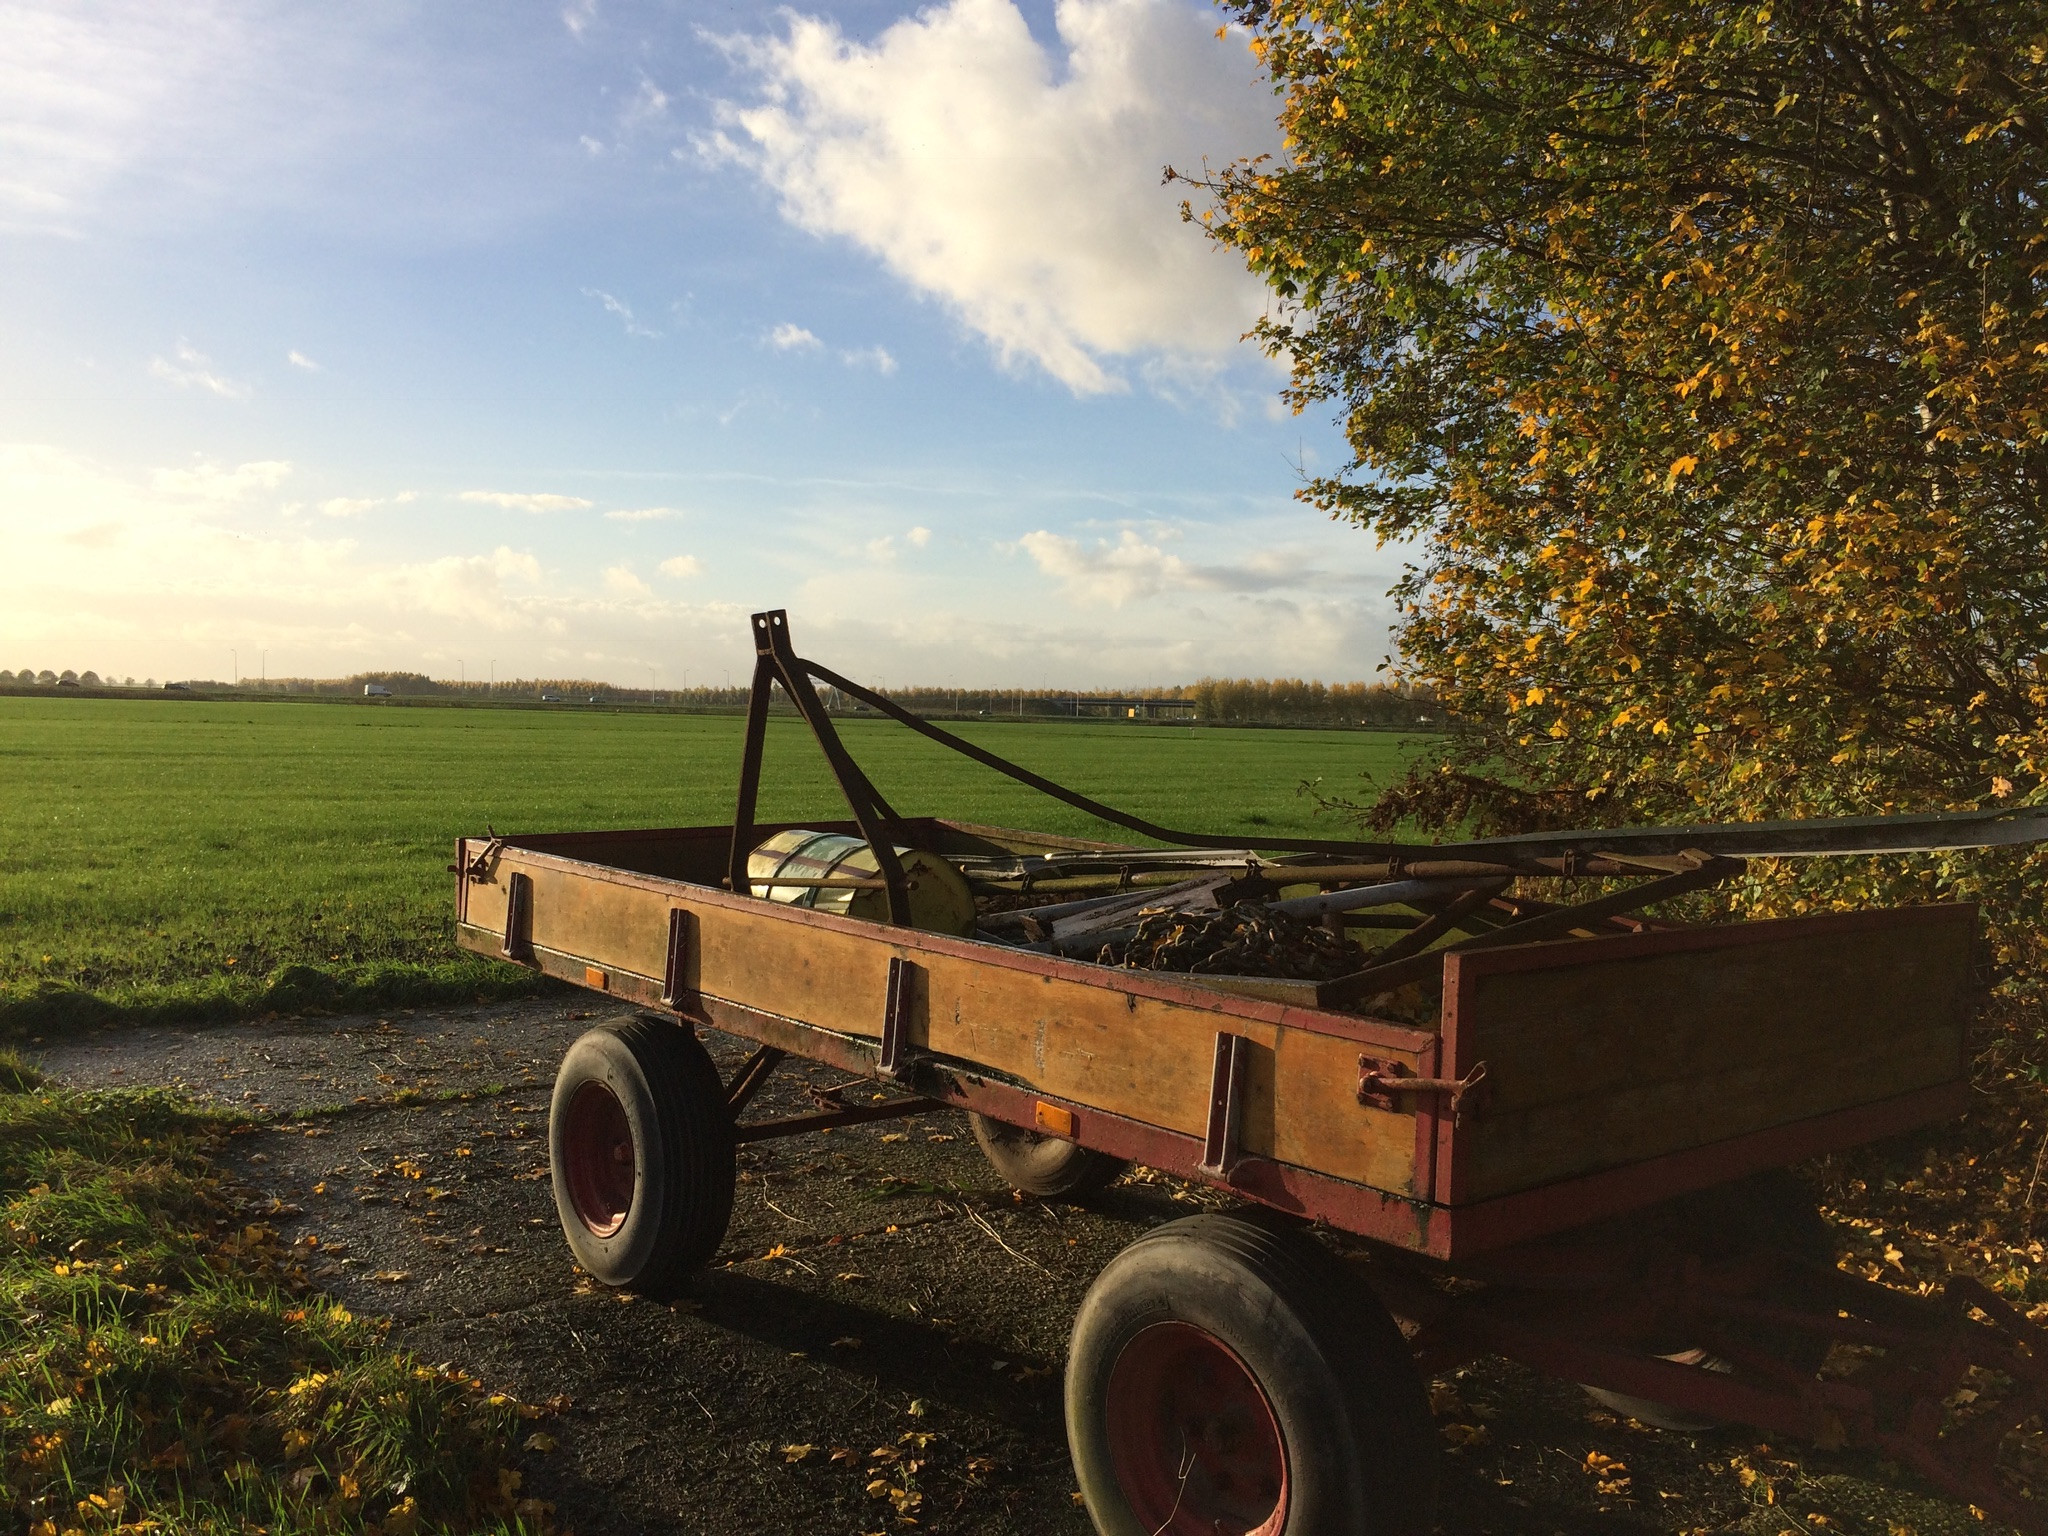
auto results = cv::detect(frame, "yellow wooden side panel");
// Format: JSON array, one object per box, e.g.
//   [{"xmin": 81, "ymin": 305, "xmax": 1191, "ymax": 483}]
[
  {"xmin": 464, "ymin": 858, "xmax": 1422, "ymax": 1196},
  {"xmin": 914, "ymin": 949, "xmax": 1420, "ymax": 1193},
  {"xmin": 1454, "ymin": 912, "xmax": 1974, "ymax": 1203}
]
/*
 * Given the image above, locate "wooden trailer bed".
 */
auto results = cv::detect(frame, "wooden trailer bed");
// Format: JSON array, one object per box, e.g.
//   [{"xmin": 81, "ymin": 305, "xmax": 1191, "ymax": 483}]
[
  {"xmin": 453, "ymin": 816, "xmax": 1975, "ymax": 1261},
  {"xmin": 446, "ymin": 611, "xmax": 2048, "ymax": 1536}
]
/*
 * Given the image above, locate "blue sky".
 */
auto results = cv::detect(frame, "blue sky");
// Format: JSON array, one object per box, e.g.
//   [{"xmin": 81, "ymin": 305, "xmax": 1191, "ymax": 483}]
[{"xmin": 1, "ymin": 0, "xmax": 1394, "ymax": 688}]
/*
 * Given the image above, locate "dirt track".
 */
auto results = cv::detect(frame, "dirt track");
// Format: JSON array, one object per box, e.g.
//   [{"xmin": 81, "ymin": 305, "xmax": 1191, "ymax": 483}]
[{"xmin": 29, "ymin": 1001, "xmax": 1998, "ymax": 1536}]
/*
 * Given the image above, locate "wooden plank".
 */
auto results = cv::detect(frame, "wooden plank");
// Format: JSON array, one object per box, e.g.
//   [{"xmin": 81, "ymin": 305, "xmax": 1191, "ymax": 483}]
[
  {"xmin": 1459, "ymin": 1023, "xmax": 1963, "ymax": 1202},
  {"xmin": 459, "ymin": 839, "xmax": 1428, "ymax": 1196},
  {"xmin": 1463, "ymin": 918, "xmax": 1970, "ymax": 1115},
  {"xmin": 1443, "ymin": 1082, "xmax": 1968, "ymax": 1257},
  {"xmin": 1443, "ymin": 907, "xmax": 1974, "ymax": 1203}
]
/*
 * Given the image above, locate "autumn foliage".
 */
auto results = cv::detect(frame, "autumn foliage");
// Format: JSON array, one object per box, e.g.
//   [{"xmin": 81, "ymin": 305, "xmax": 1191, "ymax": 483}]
[{"xmin": 1200, "ymin": 0, "xmax": 2048, "ymax": 976}]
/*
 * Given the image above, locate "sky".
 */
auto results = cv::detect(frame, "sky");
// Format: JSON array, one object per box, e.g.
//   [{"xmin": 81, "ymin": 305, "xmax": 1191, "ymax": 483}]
[{"xmin": 0, "ymin": 0, "xmax": 1395, "ymax": 689}]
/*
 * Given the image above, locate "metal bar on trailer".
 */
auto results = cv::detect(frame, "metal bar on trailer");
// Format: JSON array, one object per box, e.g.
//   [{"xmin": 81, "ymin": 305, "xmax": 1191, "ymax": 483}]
[
  {"xmin": 1353, "ymin": 884, "xmax": 1505, "ymax": 968},
  {"xmin": 723, "ymin": 1045, "xmax": 785, "ymax": 1115},
  {"xmin": 725, "ymin": 653, "xmax": 776, "ymax": 900},
  {"xmin": 1443, "ymin": 800, "xmax": 2048, "ymax": 862},
  {"xmin": 752, "ymin": 610, "xmax": 918, "ymax": 926},
  {"xmin": 733, "ymin": 1096, "xmax": 945, "ymax": 1143},
  {"xmin": 758, "ymin": 610, "xmax": 2048, "ymax": 867},
  {"xmin": 802, "ymin": 651, "xmax": 1432, "ymax": 859},
  {"xmin": 661, "ymin": 907, "xmax": 692, "ymax": 1007},
  {"xmin": 501, "ymin": 871, "xmax": 534, "ymax": 962},
  {"xmin": 1318, "ymin": 857, "xmax": 1744, "ymax": 1005}
]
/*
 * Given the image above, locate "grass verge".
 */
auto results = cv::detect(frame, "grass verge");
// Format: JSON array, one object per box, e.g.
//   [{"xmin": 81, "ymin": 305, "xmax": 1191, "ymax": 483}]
[
  {"xmin": 0, "ymin": 1055, "xmax": 553, "ymax": 1535},
  {"xmin": 0, "ymin": 962, "xmax": 552, "ymax": 1038}
]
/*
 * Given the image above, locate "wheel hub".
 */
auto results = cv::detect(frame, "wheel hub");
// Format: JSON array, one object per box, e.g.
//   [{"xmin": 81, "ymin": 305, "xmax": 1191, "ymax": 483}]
[
  {"xmin": 562, "ymin": 1079, "xmax": 636, "ymax": 1238},
  {"xmin": 1104, "ymin": 1321, "xmax": 1289, "ymax": 1535}
]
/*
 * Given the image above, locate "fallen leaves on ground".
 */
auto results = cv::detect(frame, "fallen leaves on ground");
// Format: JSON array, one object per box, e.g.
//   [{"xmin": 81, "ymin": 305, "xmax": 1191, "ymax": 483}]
[{"xmin": 0, "ymin": 1056, "xmax": 557, "ymax": 1534}]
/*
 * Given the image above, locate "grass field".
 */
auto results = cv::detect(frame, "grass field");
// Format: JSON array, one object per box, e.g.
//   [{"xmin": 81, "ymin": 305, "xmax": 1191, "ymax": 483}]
[
  {"xmin": 0, "ymin": 1055, "xmax": 538, "ymax": 1533},
  {"xmin": 0, "ymin": 696, "xmax": 1427, "ymax": 1029}
]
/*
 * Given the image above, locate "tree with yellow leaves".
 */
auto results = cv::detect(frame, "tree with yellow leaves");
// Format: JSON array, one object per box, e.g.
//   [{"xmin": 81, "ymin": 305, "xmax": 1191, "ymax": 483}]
[{"xmin": 1197, "ymin": 0, "xmax": 2048, "ymax": 974}]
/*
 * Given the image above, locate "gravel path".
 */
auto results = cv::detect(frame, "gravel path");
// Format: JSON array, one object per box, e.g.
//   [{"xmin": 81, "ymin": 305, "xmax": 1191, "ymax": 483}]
[{"xmin": 26, "ymin": 1004, "xmax": 1996, "ymax": 1536}]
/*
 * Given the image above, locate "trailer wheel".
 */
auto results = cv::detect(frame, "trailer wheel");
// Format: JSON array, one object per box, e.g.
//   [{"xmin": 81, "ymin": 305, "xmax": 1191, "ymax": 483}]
[
  {"xmin": 1067, "ymin": 1214, "xmax": 1434, "ymax": 1536},
  {"xmin": 548, "ymin": 1017, "xmax": 734, "ymax": 1295},
  {"xmin": 1583, "ymin": 1169, "xmax": 1834, "ymax": 1430},
  {"xmin": 968, "ymin": 1112, "xmax": 1127, "ymax": 1198}
]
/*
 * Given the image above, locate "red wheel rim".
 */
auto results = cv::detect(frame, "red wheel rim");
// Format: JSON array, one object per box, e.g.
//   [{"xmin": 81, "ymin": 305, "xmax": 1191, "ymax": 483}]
[
  {"xmin": 562, "ymin": 1079, "xmax": 635, "ymax": 1237},
  {"xmin": 1104, "ymin": 1321, "xmax": 1289, "ymax": 1535}
]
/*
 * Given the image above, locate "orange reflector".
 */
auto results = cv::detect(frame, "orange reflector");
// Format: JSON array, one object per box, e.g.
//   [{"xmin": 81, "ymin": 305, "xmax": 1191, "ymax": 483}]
[
  {"xmin": 1034, "ymin": 1101, "xmax": 1077, "ymax": 1139},
  {"xmin": 583, "ymin": 966, "xmax": 609, "ymax": 991}
]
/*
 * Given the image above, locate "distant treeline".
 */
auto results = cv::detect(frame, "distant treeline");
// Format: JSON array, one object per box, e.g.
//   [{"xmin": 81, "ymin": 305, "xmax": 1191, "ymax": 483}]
[
  {"xmin": 2, "ymin": 668, "xmax": 1438, "ymax": 727},
  {"xmin": 2, "ymin": 669, "xmax": 133, "ymax": 687},
  {"xmin": 829, "ymin": 679, "xmax": 1437, "ymax": 726},
  {"xmin": 1186, "ymin": 677, "xmax": 1434, "ymax": 726}
]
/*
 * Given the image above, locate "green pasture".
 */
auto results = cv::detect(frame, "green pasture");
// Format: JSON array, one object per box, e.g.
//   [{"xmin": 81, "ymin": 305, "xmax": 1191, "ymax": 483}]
[{"xmin": 0, "ymin": 696, "xmax": 1427, "ymax": 1029}]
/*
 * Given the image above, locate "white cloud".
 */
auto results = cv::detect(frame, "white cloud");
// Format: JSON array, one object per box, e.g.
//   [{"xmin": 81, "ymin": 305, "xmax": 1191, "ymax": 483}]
[
  {"xmin": 620, "ymin": 76, "xmax": 670, "ymax": 133},
  {"xmin": 579, "ymin": 134, "xmax": 604, "ymax": 155},
  {"xmin": 604, "ymin": 564, "xmax": 652, "ymax": 596},
  {"xmin": 714, "ymin": 0, "xmax": 1279, "ymax": 396},
  {"xmin": 287, "ymin": 349, "xmax": 320, "ymax": 371},
  {"xmin": 148, "ymin": 340, "xmax": 247, "ymax": 399},
  {"xmin": 1012, "ymin": 524, "xmax": 1385, "ymax": 607},
  {"xmin": 583, "ymin": 287, "xmax": 658, "ymax": 337},
  {"xmin": 459, "ymin": 490, "xmax": 594, "ymax": 513},
  {"xmin": 0, "ymin": 1, "xmax": 604, "ymax": 246},
  {"xmin": 0, "ymin": 444, "xmax": 1401, "ymax": 685},
  {"xmin": 1, "ymin": 4, "xmax": 239, "ymax": 232},
  {"xmin": 315, "ymin": 491, "xmax": 413, "ymax": 518},
  {"xmin": 150, "ymin": 458, "xmax": 291, "ymax": 501},
  {"xmin": 605, "ymin": 506, "xmax": 685, "ymax": 522},
  {"xmin": 768, "ymin": 322, "xmax": 822, "ymax": 351},
  {"xmin": 0, "ymin": 445, "xmax": 568, "ymax": 660},
  {"xmin": 384, "ymin": 546, "xmax": 545, "ymax": 620},
  {"xmin": 1015, "ymin": 527, "xmax": 1192, "ymax": 606},
  {"xmin": 841, "ymin": 344, "xmax": 897, "ymax": 374},
  {"xmin": 658, "ymin": 554, "xmax": 701, "ymax": 578},
  {"xmin": 562, "ymin": 0, "xmax": 598, "ymax": 39},
  {"xmin": 906, "ymin": 525, "xmax": 931, "ymax": 548},
  {"xmin": 866, "ymin": 535, "xmax": 895, "ymax": 561}
]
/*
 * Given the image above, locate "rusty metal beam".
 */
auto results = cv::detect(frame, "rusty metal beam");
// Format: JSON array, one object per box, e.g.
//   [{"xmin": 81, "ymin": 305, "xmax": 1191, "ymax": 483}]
[
  {"xmin": 723, "ymin": 1045, "xmax": 785, "ymax": 1115},
  {"xmin": 1318, "ymin": 858, "xmax": 1744, "ymax": 1005},
  {"xmin": 732, "ymin": 1095, "xmax": 945, "ymax": 1143},
  {"xmin": 765, "ymin": 614, "xmax": 2048, "ymax": 866}
]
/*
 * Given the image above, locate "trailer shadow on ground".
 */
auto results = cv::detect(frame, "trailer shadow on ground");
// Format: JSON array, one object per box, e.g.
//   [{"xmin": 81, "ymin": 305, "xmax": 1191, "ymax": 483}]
[{"xmin": 27, "ymin": 1002, "xmax": 2001, "ymax": 1536}]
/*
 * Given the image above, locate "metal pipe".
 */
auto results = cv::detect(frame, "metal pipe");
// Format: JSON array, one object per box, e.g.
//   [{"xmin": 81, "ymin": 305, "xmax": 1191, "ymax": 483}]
[
  {"xmin": 982, "ymin": 874, "xmax": 1232, "ymax": 931},
  {"xmin": 1266, "ymin": 878, "xmax": 1496, "ymax": 919}
]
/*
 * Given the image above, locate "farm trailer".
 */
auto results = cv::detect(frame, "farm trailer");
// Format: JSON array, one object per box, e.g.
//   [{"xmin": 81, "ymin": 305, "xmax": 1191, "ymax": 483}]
[{"xmin": 453, "ymin": 611, "xmax": 2048, "ymax": 1536}]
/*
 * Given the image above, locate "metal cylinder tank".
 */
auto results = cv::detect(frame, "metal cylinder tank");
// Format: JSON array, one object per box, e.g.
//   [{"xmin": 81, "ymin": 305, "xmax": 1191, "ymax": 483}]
[{"xmin": 746, "ymin": 830, "xmax": 977, "ymax": 937}]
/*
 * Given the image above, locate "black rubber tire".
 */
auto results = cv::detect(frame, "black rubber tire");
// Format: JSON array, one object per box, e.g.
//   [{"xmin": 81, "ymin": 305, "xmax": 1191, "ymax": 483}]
[
  {"xmin": 969, "ymin": 1112, "xmax": 1128, "ymax": 1198},
  {"xmin": 548, "ymin": 1017, "xmax": 734, "ymax": 1296},
  {"xmin": 1584, "ymin": 1169, "xmax": 1834, "ymax": 1429},
  {"xmin": 1067, "ymin": 1213, "xmax": 1436, "ymax": 1536}
]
